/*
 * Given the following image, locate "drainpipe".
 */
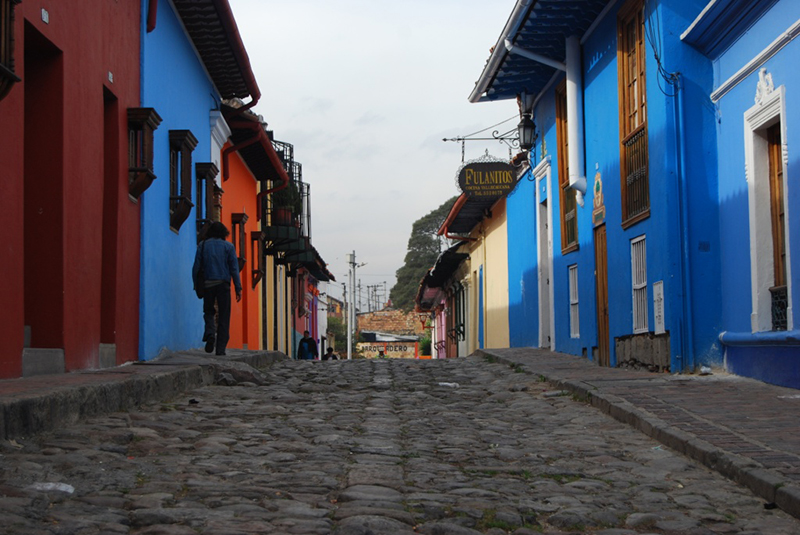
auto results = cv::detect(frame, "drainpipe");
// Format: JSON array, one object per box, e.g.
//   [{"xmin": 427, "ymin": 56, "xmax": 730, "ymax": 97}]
[
  {"xmin": 504, "ymin": 40, "xmax": 566, "ymax": 72},
  {"xmin": 674, "ymin": 74, "xmax": 694, "ymax": 372},
  {"xmin": 566, "ymin": 35, "xmax": 587, "ymax": 206},
  {"xmin": 504, "ymin": 37, "xmax": 586, "ymax": 205}
]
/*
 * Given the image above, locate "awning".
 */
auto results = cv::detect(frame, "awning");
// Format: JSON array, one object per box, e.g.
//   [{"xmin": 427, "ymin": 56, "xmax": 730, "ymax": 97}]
[
  {"xmin": 439, "ymin": 193, "xmax": 499, "ymax": 236},
  {"xmin": 298, "ymin": 245, "xmax": 336, "ymax": 282},
  {"xmin": 469, "ymin": 0, "xmax": 610, "ymax": 103},
  {"xmin": 415, "ymin": 242, "xmax": 469, "ymax": 311}
]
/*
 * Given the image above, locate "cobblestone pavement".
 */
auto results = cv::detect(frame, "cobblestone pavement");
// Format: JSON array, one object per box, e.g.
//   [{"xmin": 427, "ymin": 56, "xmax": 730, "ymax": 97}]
[{"xmin": 1, "ymin": 357, "xmax": 798, "ymax": 535}]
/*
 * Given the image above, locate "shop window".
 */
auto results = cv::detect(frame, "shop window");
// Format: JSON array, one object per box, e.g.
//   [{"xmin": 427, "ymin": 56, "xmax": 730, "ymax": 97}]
[
  {"xmin": 618, "ymin": 0, "xmax": 649, "ymax": 227},
  {"xmin": 127, "ymin": 108, "xmax": 162, "ymax": 200},
  {"xmin": 195, "ymin": 162, "xmax": 218, "ymax": 241},
  {"xmin": 0, "ymin": 0, "xmax": 20, "ymax": 101},
  {"xmin": 231, "ymin": 212, "xmax": 248, "ymax": 272},
  {"xmin": 556, "ymin": 82, "xmax": 578, "ymax": 253},
  {"xmin": 168, "ymin": 129, "xmax": 197, "ymax": 232}
]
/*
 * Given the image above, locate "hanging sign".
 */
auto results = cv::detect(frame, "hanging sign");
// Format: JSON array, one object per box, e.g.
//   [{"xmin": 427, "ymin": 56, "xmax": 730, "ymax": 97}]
[{"xmin": 458, "ymin": 161, "xmax": 516, "ymax": 198}]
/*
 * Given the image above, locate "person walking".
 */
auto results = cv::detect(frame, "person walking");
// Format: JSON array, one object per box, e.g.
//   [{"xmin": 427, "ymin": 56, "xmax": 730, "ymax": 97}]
[
  {"xmin": 192, "ymin": 222, "xmax": 242, "ymax": 356},
  {"xmin": 297, "ymin": 330, "xmax": 318, "ymax": 360}
]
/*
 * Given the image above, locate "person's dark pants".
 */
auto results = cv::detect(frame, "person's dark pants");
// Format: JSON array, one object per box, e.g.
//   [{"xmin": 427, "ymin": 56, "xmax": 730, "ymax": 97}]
[{"xmin": 203, "ymin": 283, "xmax": 231, "ymax": 355}]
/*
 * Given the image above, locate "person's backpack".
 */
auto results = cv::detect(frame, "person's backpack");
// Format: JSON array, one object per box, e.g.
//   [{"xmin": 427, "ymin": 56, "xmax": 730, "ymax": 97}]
[{"xmin": 193, "ymin": 241, "xmax": 206, "ymax": 299}]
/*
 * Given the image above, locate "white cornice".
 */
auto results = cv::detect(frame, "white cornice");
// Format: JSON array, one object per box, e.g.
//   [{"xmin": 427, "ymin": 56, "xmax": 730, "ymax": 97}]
[{"xmin": 711, "ymin": 18, "xmax": 800, "ymax": 103}]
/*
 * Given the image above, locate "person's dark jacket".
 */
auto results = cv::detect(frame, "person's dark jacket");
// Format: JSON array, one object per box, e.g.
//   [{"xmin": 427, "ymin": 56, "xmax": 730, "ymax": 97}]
[{"xmin": 193, "ymin": 238, "xmax": 242, "ymax": 293}]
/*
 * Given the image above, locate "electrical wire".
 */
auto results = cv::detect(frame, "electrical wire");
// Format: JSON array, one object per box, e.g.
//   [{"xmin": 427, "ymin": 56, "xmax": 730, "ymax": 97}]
[
  {"xmin": 459, "ymin": 114, "xmax": 519, "ymax": 139},
  {"xmin": 644, "ymin": 0, "xmax": 679, "ymax": 97}
]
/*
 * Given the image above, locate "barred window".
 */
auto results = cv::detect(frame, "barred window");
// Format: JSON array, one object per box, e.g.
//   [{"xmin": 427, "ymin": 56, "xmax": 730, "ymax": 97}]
[
  {"xmin": 631, "ymin": 236, "xmax": 648, "ymax": 333},
  {"xmin": 568, "ymin": 264, "xmax": 579, "ymax": 338},
  {"xmin": 557, "ymin": 82, "xmax": 578, "ymax": 253},
  {"xmin": 618, "ymin": 0, "xmax": 649, "ymax": 226}
]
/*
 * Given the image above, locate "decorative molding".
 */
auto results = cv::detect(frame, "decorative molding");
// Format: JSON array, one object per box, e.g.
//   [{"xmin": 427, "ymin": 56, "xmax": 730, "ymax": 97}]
[
  {"xmin": 711, "ymin": 18, "xmax": 800, "ymax": 103},
  {"xmin": 754, "ymin": 68, "xmax": 774, "ymax": 105}
]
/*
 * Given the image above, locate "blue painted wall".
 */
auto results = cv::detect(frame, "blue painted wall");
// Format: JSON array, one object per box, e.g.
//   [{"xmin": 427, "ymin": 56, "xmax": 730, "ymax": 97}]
[
  {"xmin": 712, "ymin": 0, "xmax": 800, "ymax": 387},
  {"xmin": 514, "ymin": 0, "xmax": 718, "ymax": 371},
  {"xmin": 506, "ymin": 167, "xmax": 539, "ymax": 348},
  {"xmin": 139, "ymin": 0, "xmax": 219, "ymax": 359}
]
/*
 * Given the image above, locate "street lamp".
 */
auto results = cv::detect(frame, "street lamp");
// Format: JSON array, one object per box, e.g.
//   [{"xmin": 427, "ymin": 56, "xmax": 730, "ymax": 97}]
[{"xmin": 517, "ymin": 113, "xmax": 536, "ymax": 152}]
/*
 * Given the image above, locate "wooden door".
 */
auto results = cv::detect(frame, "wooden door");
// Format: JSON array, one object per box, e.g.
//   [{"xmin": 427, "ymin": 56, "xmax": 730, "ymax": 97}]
[{"xmin": 594, "ymin": 224, "xmax": 610, "ymax": 366}]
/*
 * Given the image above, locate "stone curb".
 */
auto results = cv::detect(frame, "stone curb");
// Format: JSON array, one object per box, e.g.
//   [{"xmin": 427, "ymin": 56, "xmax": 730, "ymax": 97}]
[
  {"xmin": 475, "ymin": 349, "xmax": 800, "ymax": 521},
  {"xmin": 1, "ymin": 351, "xmax": 287, "ymax": 441}
]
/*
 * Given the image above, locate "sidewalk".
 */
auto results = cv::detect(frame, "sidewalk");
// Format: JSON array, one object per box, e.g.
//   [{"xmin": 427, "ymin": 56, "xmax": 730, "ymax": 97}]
[
  {"xmin": 477, "ymin": 347, "xmax": 800, "ymax": 520},
  {"xmin": 0, "ymin": 349, "xmax": 287, "ymax": 442}
]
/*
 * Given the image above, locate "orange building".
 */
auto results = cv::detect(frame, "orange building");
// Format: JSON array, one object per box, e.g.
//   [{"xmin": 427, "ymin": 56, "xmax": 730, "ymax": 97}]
[{"xmin": 218, "ymin": 141, "xmax": 261, "ymax": 350}]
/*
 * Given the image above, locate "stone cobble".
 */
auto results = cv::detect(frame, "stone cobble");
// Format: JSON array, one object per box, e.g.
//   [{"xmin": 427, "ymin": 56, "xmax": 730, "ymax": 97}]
[{"xmin": 1, "ymin": 356, "xmax": 798, "ymax": 534}]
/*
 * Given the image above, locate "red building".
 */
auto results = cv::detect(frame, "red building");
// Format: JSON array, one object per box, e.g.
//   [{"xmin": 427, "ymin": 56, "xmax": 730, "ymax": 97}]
[{"xmin": 0, "ymin": 1, "xmax": 142, "ymax": 377}]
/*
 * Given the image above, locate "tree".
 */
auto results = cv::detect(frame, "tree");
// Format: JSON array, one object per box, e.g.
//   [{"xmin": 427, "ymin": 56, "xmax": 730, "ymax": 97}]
[{"xmin": 389, "ymin": 196, "xmax": 458, "ymax": 311}]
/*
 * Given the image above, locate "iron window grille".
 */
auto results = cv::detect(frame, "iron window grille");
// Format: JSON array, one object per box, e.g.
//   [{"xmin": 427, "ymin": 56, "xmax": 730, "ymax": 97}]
[{"xmin": 618, "ymin": 0, "xmax": 650, "ymax": 226}]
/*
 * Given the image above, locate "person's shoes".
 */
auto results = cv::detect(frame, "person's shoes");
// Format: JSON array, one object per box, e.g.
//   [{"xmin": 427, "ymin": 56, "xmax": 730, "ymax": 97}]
[
  {"xmin": 215, "ymin": 351, "xmax": 226, "ymax": 356},
  {"xmin": 205, "ymin": 335, "xmax": 215, "ymax": 353}
]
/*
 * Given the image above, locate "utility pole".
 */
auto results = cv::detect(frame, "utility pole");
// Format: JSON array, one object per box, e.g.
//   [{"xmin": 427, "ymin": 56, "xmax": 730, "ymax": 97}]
[{"xmin": 347, "ymin": 251, "xmax": 356, "ymax": 360}]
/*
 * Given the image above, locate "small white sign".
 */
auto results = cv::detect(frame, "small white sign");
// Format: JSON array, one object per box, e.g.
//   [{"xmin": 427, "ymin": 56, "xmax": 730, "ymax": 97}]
[
  {"xmin": 653, "ymin": 281, "xmax": 665, "ymax": 334},
  {"xmin": 41, "ymin": 9, "xmax": 50, "ymax": 24}
]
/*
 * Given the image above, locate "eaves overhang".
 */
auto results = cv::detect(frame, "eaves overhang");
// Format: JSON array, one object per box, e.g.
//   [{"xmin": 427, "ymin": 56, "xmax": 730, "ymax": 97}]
[
  {"xmin": 681, "ymin": 0, "xmax": 780, "ymax": 60},
  {"xmin": 469, "ymin": 0, "xmax": 611, "ymax": 104},
  {"xmin": 415, "ymin": 242, "xmax": 469, "ymax": 311},
  {"xmin": 221, "ymin": 104, "xmax": 287, "ymax": 185},
  {"xmin": 171, "ymin": 0, "xmax": 260, "ymax": 102},
  {"xmin": 438, "ymin": 193, "xmax": 499, "ymax": 237},
  {"xmin": 300, "ymin": 245, "xmax": 336, "ymax": 282}
]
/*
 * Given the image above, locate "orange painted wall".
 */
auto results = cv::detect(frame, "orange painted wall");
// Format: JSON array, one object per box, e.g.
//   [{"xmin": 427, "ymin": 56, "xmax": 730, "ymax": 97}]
[{"xmin": 220, "ymin": 142, "xmax": 261, "ymax": 350}]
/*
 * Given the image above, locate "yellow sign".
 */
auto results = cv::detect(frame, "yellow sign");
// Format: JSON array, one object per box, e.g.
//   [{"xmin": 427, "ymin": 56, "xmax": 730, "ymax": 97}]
[{"xmin": 458, "ymin": 162, "xmax": 516, "ymax": 198}]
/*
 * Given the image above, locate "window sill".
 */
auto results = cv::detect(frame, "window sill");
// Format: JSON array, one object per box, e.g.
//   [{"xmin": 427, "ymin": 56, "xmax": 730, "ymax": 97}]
[
  {"xmin": 561, "ymin": 243, "xmax": 579, "ymax": 255},
  {"xmin": 621, "ymin": 209, "xmax": 650, "ymax": 230}
]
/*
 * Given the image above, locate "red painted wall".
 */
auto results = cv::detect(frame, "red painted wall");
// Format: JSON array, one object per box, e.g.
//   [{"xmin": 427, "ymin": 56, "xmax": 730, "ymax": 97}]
[
  {"xmin": 0, "ymin": 1, "xmax": 141, "ymax": 378},
  {"xmin": 221, "ymin": 143, "xmax": 261, "ymax": 350}
]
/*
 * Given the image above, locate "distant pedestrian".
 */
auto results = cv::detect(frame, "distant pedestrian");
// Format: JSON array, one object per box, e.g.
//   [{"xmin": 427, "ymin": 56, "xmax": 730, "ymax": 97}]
[
  {"xmin": 192, "ymin": 222, "xmax": 242, "ymax": 356},
  {"xmin": 323, "ymin": 347, "xmax": 339, "ymax": 360},
  {"xmin": 297, "ymin": 330, "xmax": 318, "ymax": 360}
]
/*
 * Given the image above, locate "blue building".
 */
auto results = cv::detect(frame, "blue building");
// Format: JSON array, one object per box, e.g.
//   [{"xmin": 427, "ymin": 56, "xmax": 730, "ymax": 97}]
[
  {"xmin": 470, "ymin": 0, "xmax": 721, "ymax": 374},
  {"xmin": 138, "ymin": 0, "xmax": 259, "ymax": 359},
  {"xmin": 683, "ymin": 0, "xmax": 800, "ymax": 388}
]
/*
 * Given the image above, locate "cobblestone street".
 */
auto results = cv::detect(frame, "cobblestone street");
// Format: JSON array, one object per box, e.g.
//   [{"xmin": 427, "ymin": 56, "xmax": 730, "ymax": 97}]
[{"xmin": 1, "ymin": 357, "xmax": 798, "ymax": 535}]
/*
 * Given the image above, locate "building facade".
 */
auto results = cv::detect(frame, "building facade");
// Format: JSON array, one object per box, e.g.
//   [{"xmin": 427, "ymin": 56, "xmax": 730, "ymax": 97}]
[
  {"xmin": 0, "ymin": 0, "xmax": 142, "ymax": 377},
  {"xmin": 684, "ymin": 0, "xmax": 800, "ymax": 387}
]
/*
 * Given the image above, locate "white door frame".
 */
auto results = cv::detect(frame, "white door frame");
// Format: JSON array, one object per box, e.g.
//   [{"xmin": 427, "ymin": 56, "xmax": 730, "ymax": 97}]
[
  {"xmin": 744, "ymin": 81, "xmax": 793, "ymax": 331},
  {"xmin": 534, "ymin": 156, "xmax": 556, "ymax": 350}
]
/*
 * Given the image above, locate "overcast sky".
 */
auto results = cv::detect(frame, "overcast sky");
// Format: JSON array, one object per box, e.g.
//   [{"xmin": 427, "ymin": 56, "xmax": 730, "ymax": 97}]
[{"xmin": 228, "ymin": 0, "xmax": 519, "ymax": 305}]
